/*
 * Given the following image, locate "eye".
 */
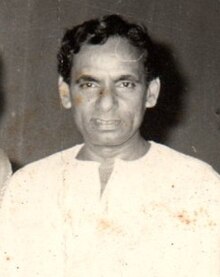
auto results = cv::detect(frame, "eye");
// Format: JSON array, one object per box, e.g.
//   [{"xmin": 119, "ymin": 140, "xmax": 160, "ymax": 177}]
[
  {"xmin": 79, "ymin": 82, "xmax": 98, "ymax": 89},
  {"xmin": 118, "ymin": 81, "xmax": 136, "ymax": 88}
]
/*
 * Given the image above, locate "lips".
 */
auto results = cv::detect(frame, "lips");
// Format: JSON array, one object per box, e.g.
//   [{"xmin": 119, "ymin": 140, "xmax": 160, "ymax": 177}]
[{"xmin": 91, "ymin": 118, "xmax": 121, "ymax": 130}]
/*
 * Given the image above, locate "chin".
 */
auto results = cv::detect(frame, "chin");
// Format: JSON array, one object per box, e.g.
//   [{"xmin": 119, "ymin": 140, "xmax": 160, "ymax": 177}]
[{"xmin": 89, "ymin": 133, "xmax": 131, "ymax": 147}]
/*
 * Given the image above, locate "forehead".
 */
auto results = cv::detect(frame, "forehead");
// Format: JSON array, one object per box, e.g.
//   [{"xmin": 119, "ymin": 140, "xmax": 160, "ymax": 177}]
[{"xmin": 72, "ymin": 37, "xmax": 145, "ymax": 77}]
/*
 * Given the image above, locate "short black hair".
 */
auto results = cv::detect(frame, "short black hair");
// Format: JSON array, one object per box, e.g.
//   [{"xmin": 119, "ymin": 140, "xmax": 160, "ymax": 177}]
[{"xmin": 57, "ymin": 14, "xmax": 160, "ymax": 85}]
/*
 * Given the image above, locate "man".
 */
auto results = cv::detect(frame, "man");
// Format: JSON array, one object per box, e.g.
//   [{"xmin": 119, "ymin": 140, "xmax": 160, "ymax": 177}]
[{"xmin": 0, "ymin": 14, "xmax": 220, "ymax": 276}]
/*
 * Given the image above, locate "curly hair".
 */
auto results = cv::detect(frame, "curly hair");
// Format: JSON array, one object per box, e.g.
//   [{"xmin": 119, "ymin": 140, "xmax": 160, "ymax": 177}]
[{"xmin": 57, "ymin": 14, "xmax": 160, "ymax": 85}]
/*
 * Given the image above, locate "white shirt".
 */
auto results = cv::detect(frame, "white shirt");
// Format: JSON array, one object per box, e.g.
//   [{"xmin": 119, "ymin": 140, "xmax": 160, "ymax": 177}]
[{"xmin": 0, "ymin": 141, "xmax": 220, "ymax": 276}]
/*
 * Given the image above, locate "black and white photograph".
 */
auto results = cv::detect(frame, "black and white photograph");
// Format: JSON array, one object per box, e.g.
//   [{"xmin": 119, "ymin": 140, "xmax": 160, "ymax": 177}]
[{"xmin": 0, "ymin": 1, "xmax": 220, "ymax": 276}]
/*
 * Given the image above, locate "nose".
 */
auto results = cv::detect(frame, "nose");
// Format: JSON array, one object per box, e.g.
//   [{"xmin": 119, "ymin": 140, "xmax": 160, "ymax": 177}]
[{"xmin": 96, "ymin": 88, "xmax": 117, "ymax": 112}]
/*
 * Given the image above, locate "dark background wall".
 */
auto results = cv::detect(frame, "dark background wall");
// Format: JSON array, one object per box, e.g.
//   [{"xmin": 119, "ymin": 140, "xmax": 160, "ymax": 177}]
[{"xmin": 0, "ymin": 0, "xmax": 220, "ymax": 172}]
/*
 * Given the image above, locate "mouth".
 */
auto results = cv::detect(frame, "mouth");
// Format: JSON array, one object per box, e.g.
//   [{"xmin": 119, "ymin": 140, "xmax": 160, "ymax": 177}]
[{"xmin": 91, "ymin": 118, "xmax": 121, "ymax": 130}]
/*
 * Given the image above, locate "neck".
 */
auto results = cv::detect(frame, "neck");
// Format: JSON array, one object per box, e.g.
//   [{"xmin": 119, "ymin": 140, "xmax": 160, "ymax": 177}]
[{"xmin": 76, "ymin": 133, "xmax": 150, "ymax": 164}]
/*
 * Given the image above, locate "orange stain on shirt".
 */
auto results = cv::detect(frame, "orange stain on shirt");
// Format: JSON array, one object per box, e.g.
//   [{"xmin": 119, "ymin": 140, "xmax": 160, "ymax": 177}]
[
  {"xmin": 97, "ymin": 218, "xmax": 123, "ymax": 235},
  {"xmin": 98, "ymin": 218, "xmax": 112, "ymax": 230},
  {"xmin": 176, "ymin": 210, "xmax": 195, "ymax": 225},
  {"xmin": 176, "ymin": 207, "xmax": 217, "ymax": 228}
]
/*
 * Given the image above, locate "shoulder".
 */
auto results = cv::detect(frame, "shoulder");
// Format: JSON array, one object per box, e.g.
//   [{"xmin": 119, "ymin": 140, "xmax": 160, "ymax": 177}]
[
  {"xmin": 149, "ymin": 141, "xmax": 220, "ymax": 194},
  {"xmin": 150, "ymin": 141, "xmax": 219, "ymax": 176},
  {"xmin": 26, "ymin": 144, "xmax": 81, "ymax": 168},
  {"xmin": 12, "ymin": 144, "xmax": 82, "ymax": 178},
  {"xmin": 148, "ymin": 142, "xmax": 220, "ymax": 218},
  {"xmin": 0, "ymin": 144, "xmax": 82, "ymax": 204}
]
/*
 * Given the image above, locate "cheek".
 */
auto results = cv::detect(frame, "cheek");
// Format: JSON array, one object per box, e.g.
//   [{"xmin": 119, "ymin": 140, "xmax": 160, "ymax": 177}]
[
  {"xmin": 73, "ymin": 95, "xmax": 84, "ymax": 106},
  {"xmin": 73, "ymin": 100, "xmax": 93, "ymax": 125},
  {"xmin": 72, "ymin": 94, "xmax": 91, "ymax": 118},
  {"xmin": 134, "ymin": 97, "xmax": 146, "ymax": 116},
  {"xmin": 123, "ymin": 97, "xmax": 145, "ymax": 118},
  {"xmin": 127, "ymin": 102, "xmax": 146, "ymax": 126}
]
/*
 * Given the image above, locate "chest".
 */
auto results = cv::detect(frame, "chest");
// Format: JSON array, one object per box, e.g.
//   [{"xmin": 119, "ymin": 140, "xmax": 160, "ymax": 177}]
[{"xmin": 17, "ymin": 164, "xmax": 220, "ymax": 276}]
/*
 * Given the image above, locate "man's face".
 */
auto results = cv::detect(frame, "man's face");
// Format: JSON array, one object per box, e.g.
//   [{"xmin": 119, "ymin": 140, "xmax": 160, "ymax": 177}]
[{"xmin": 70, "ymin": 37, "xmax": 151, "ymax": 147}]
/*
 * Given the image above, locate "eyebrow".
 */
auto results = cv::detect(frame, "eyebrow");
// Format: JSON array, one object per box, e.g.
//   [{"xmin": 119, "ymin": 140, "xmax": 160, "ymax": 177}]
[
  {"xmin": 115, "ymin": 74, "xmax": 140, "ymax": 83},
  {"xmin": 75, "ymin": 75, "xmax": 99, "ymax": 84},
  {"xmin": 74, "ymin": 73, "xmax": 140, "ymax": 84}
]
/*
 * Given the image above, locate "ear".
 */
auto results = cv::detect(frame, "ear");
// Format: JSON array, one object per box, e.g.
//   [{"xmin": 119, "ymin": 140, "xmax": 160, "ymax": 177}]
[
  {"xmin": 58, "ymin": 76, "xmax": 72, "ymax": 109},
  {"xmin": 145, "ymin": 77, "xmax": 160, "ymax": 108}
]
